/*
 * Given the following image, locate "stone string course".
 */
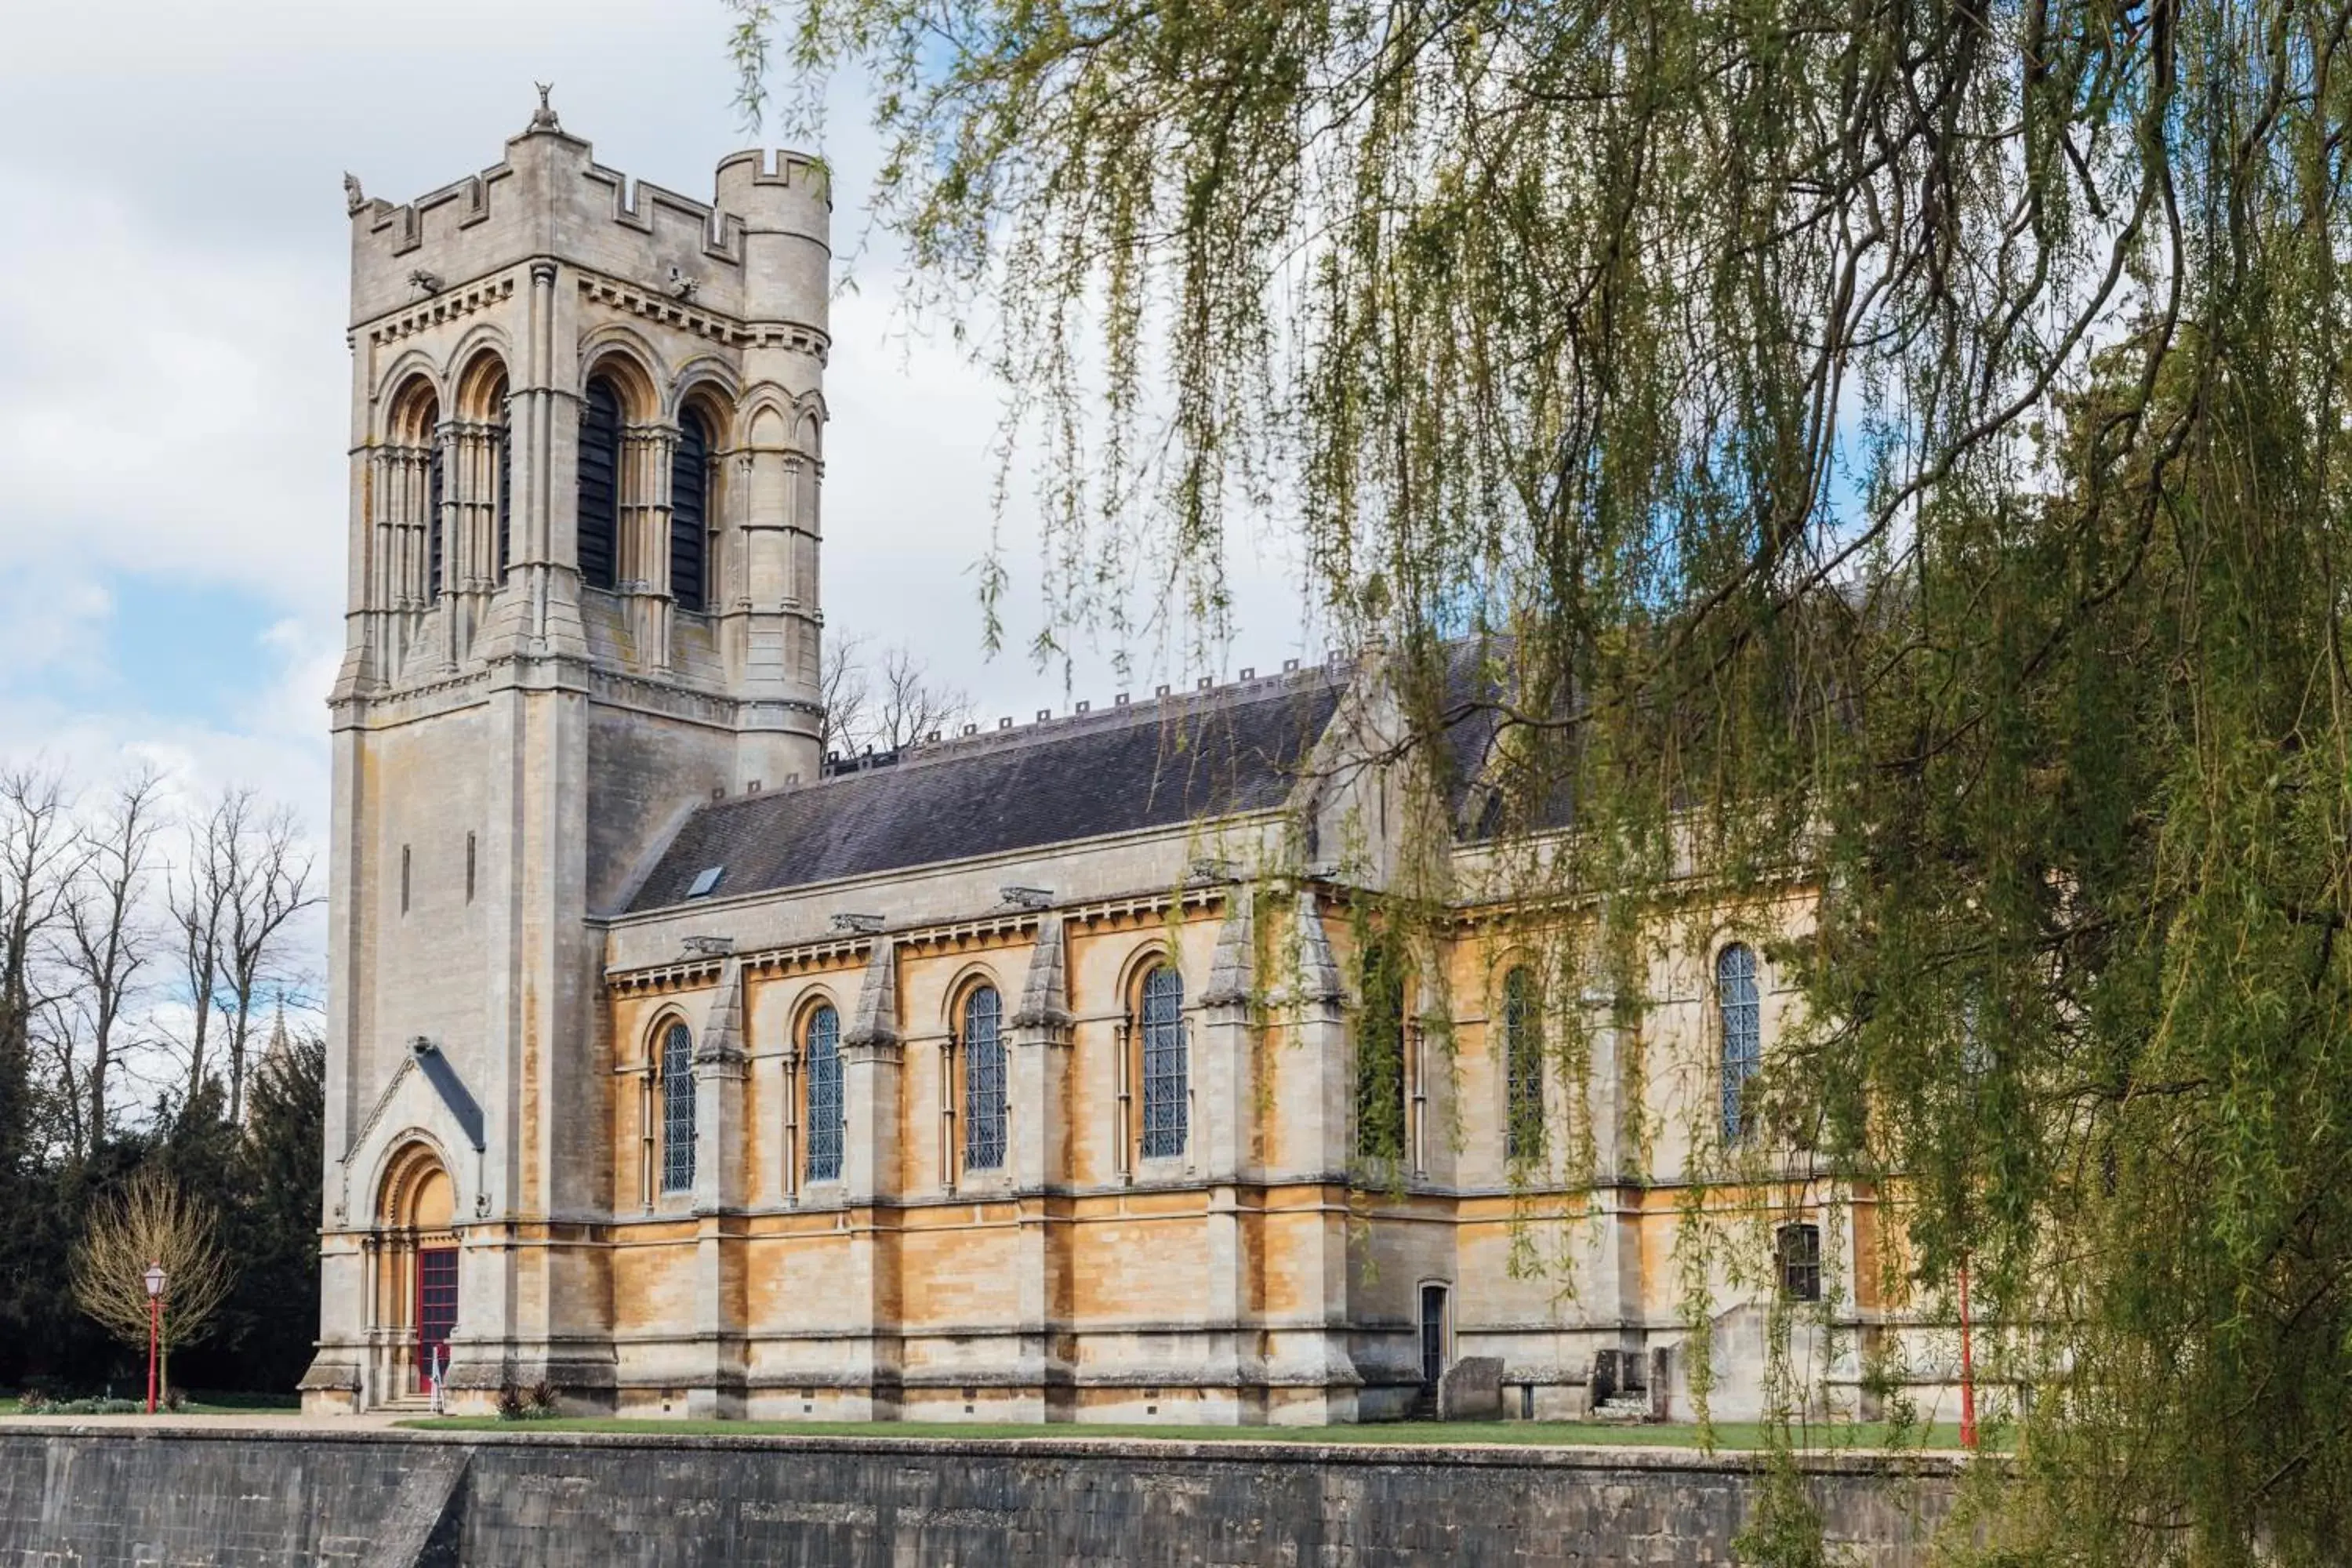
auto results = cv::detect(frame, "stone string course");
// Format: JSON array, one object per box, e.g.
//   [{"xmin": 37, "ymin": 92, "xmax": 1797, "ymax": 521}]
[{"xmin": 0, "ymin": 1426, "xmax": 1961, "ymax": 1566}]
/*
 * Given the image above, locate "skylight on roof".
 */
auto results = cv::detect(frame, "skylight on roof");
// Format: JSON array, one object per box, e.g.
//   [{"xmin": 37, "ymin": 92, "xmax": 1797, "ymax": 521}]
[{"xmin": 686, "ymin": 866, "xmax": 724, "ymax": 898}]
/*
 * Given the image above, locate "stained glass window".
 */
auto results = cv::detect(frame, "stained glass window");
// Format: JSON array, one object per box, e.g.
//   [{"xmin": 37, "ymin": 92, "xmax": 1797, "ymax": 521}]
[
  {"xmin": 661, "ymin": 1022, "xmax": 695, "ymax": 1192},
  {"xmin": 804, "ymin": 1003, "xmax": 843, "ymax": 1183},
  {"xmin": 962, "ymin": 986, "xmax": 1006, "ymax": 1171},
  {"xmin": 1503, "ymin": 967, "xmax": 1544, "ymax": 1162},
  {"xmin": 1139, "ymin": 966, "xmax": 1187, "ymax": 1159},
  {"xmin": 1718, "ymin": 943, "xmax": 1762, "ymax": 1144}
]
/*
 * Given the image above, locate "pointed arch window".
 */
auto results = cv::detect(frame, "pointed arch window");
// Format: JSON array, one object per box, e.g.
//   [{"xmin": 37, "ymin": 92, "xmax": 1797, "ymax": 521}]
[
  {"xmin": 1718, "ymin": 943, "xmax": 1762, "ymax": 1144},
  {"xmin": 1356, "ymin": 937, "xmax": 1408, "ymax": 1163},
  {"xmin": 961, "ymin": 985, "xmax": 1007, "ymax": 1171},
  {"xmin": 671, "ymin": 408, "xmax": 710, "ymax": 612},
  {"xmin": 1138, "ymin": 965, "xmax": 1188, "ymax": 1159},
  {"xmin": 577, "ymin": 377, "xmax": 622, "ymax": 591},
  {"xmin": 660, "ymin": 1021, "xmax": 696, "ymax": 1192},
  {"xmin": 1503, "ymin": 966, "xmax": 1544, "ymax": 1162},
  {"xmin": 804, "ymin": 1002, "xmax": 844, "ymax": 1183}
]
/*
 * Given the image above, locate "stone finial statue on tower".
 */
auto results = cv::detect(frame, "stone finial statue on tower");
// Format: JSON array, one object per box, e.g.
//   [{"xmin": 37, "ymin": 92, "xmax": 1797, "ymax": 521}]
[{"xmin": 529, "ymin": 82, "xmax": 561, "ymax": 133}]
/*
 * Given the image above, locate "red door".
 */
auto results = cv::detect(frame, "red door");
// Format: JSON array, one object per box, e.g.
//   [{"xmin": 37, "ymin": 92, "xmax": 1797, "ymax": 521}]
[{"xmin": 416, "ymin": 1247, "xmax": 459, "ymax": 1395}]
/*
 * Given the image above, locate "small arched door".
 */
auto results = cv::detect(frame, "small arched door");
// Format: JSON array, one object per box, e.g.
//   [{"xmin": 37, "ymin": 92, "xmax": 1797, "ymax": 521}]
[{"xmin": 377, "ymin": 1144, "xmax": 459, "ymax": 1399}]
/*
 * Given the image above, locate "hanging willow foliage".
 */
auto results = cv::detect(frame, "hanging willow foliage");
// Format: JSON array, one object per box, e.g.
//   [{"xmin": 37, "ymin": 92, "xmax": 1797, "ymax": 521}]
[{"xmin": 733, "ymin": 0, "xmax": 2352, "ymax": 1559}]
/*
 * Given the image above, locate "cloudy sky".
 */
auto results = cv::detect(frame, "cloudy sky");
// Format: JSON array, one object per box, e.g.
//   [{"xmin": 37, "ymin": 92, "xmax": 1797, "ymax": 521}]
[{"xmin": 0, "ymin": 0, "xmax": 1309, "ymax": 837}]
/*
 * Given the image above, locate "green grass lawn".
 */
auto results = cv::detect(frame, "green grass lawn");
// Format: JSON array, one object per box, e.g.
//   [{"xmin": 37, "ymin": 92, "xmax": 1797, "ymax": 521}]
[{"xmin": 399, "ymin": 1415, "xmax": 1982, "ymax": 1450}]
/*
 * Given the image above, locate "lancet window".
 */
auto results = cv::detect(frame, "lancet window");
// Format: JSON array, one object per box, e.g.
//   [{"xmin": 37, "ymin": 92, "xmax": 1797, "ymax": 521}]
[
  {"xmin": 660, "ymin": 1021, "xmax": 696, "ymax": 1193},
  {"xmin": 961, "ymin": 985, "xmax": 1007, "ymax": 1171},
  {"xmin": 1719, "ymin": 943, "xmax": 1762, "ymax": 1144},
  {"xmin": 1503, "ymin": 966, "xmax": 1544, "ymax": 1162},
  {"xmin": 804, "ymin": 1003, "xmax": 843, "ymax": 1183},
  {"xmin": 1138, "ymin": 965, "xmax": 1187, "ymax": 1160}
]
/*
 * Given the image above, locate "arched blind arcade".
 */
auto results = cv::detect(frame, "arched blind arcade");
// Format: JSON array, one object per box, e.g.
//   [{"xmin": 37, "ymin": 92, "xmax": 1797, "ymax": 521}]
[
  {"xmin": 1718, "ymin": 944, "xmax": 1762, "ymax": 1144},
  {"xmin": 804, "ymin": 1003, "xmax": 843, "ymax": 1183},
  {"xmin": 661, "ymin": 1022, "xmax": 696, "ymax": 1193},
  {"xmin": 577, "ymin": 377, "xmax": 622, "ymax": 591},
  {"xmin": 962, "ymin": 985, "xmax": 1007, "ymax": 1171},
  {"xmin": 670, "ymin": 408, "xmax": 710, "ymax": 612},
  {"xmin": 1139, "ymin": 966, "xmax": 1187, "ymax": 1159}
]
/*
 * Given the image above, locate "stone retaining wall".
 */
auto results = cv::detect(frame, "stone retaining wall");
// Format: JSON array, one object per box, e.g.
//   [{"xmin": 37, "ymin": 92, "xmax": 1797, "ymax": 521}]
[{"xmin": 0, "ymin": 1425, "xmax": 1962, "ymax": 1566}]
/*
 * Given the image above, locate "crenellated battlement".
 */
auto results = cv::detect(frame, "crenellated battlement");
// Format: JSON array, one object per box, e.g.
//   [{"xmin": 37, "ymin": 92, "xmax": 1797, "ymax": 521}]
[{"xmin": 346, "ymin": 100, "xmax": 825, "ymax": 332}]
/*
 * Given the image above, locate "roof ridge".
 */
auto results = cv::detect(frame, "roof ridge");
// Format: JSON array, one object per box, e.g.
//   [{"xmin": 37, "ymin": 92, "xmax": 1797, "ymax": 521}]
[{"xmin": 750, "ymin": 660, "xmax": 1348, "ymax": 800}]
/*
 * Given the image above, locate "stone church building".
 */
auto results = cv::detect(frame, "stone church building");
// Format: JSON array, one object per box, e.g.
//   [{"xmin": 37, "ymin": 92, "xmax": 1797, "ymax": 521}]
[{"xmin": 300, "ymin": 102, "xmax": 1923, "ymax": 1425}]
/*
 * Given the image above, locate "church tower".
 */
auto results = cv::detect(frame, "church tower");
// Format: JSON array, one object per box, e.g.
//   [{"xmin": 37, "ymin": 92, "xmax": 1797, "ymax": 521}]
[{"xmin": 304, "ymin": 96, "xmax": 832, "ymax": 1410}]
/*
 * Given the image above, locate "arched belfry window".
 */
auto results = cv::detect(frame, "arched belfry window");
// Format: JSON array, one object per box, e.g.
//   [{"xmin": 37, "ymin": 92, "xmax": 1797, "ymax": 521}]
[
  {"xmin": 1718, "ymin": 943, "xmax": 1762, "ymax": 1144},
  {"xmin": 426, "ymin": 426, "xmax": 445, "ymax": 601},
  {"xmin": 962, "ymin": 985, "xmax": 1007, "ymax": 1171},
  {"xmin": 577, "ymin": 376, "xmax": 622, "ymax": 591},
  {"xmin": 660, "ymin": 1021, "xmax": 696, "ymax": 1192},
  {"xmin": 1138, "ymin": 965, "xmax": 1187, "ymax": 1159},
  {"xmin": 804, "ymin": 1002, "xmax": 843, "ymax": 1183},
  {"xmin": 1503, "ymin": 966, "xmax": 1544, "ymax": 1162},
  {"xmin": 495, "ymin": 384, "xmax": 512, "ymax": 580},
  {"xmin": 670, "ymin": 407, "xmax": 711, "ymax": 612}
]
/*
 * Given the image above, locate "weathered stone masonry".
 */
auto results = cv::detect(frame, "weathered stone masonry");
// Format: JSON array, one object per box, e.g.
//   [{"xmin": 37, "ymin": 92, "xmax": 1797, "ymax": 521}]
[{"xmin": 0, "ymin": 1427, "xmax": 1960, "ymax": 1567}]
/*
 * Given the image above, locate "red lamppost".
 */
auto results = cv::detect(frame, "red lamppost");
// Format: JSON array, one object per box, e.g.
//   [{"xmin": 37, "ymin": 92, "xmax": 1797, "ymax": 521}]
[
  {"xmin": 143, "ymin": 1261, "xmax": 166, "ymax": 1415},
  {"xmin": 1957, "ymin": 1258, "xmax": 1978, "ymax": 1450}
]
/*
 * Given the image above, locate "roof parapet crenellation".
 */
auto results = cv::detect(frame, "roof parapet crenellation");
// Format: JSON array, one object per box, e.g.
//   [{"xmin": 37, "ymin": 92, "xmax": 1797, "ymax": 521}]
[{"xmin": 346, "ymin": 93, "xmax": 827, "ymax": 332}]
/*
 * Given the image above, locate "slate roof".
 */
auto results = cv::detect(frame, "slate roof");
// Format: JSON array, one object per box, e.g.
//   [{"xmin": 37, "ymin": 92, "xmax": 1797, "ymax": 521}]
[{"xmin": 629, "ymin": 670, "xmax": 1347, "ymax": 911}]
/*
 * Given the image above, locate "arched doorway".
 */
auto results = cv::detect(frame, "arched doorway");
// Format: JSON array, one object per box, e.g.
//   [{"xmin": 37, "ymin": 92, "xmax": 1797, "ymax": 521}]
[{"xmin": 374, "ymin": 1142, "xmax": 459, "ymax": 1402}]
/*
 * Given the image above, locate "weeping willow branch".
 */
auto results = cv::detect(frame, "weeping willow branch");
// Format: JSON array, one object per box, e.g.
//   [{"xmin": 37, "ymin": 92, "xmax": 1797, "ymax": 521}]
[{"xmin": 737, "ymin": 1, "xmax": 2352, "ymax": 1561}]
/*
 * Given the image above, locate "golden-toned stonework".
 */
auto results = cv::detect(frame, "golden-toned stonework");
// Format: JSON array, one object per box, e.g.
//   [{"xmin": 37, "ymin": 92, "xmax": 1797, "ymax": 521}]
[{"xmin": 305, "ymin": 103, "xmax": 1929, "ymax": 1426}]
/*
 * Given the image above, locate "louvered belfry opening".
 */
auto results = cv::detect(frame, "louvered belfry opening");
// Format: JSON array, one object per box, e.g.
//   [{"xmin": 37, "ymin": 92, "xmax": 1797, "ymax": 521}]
[
  {"xmin": 577, "ymin": 376, "xmax": 622, "ymax": 590},
  {"xmin": 670, "ymin": 407, "xmax": 710, "ymax": 612}
]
